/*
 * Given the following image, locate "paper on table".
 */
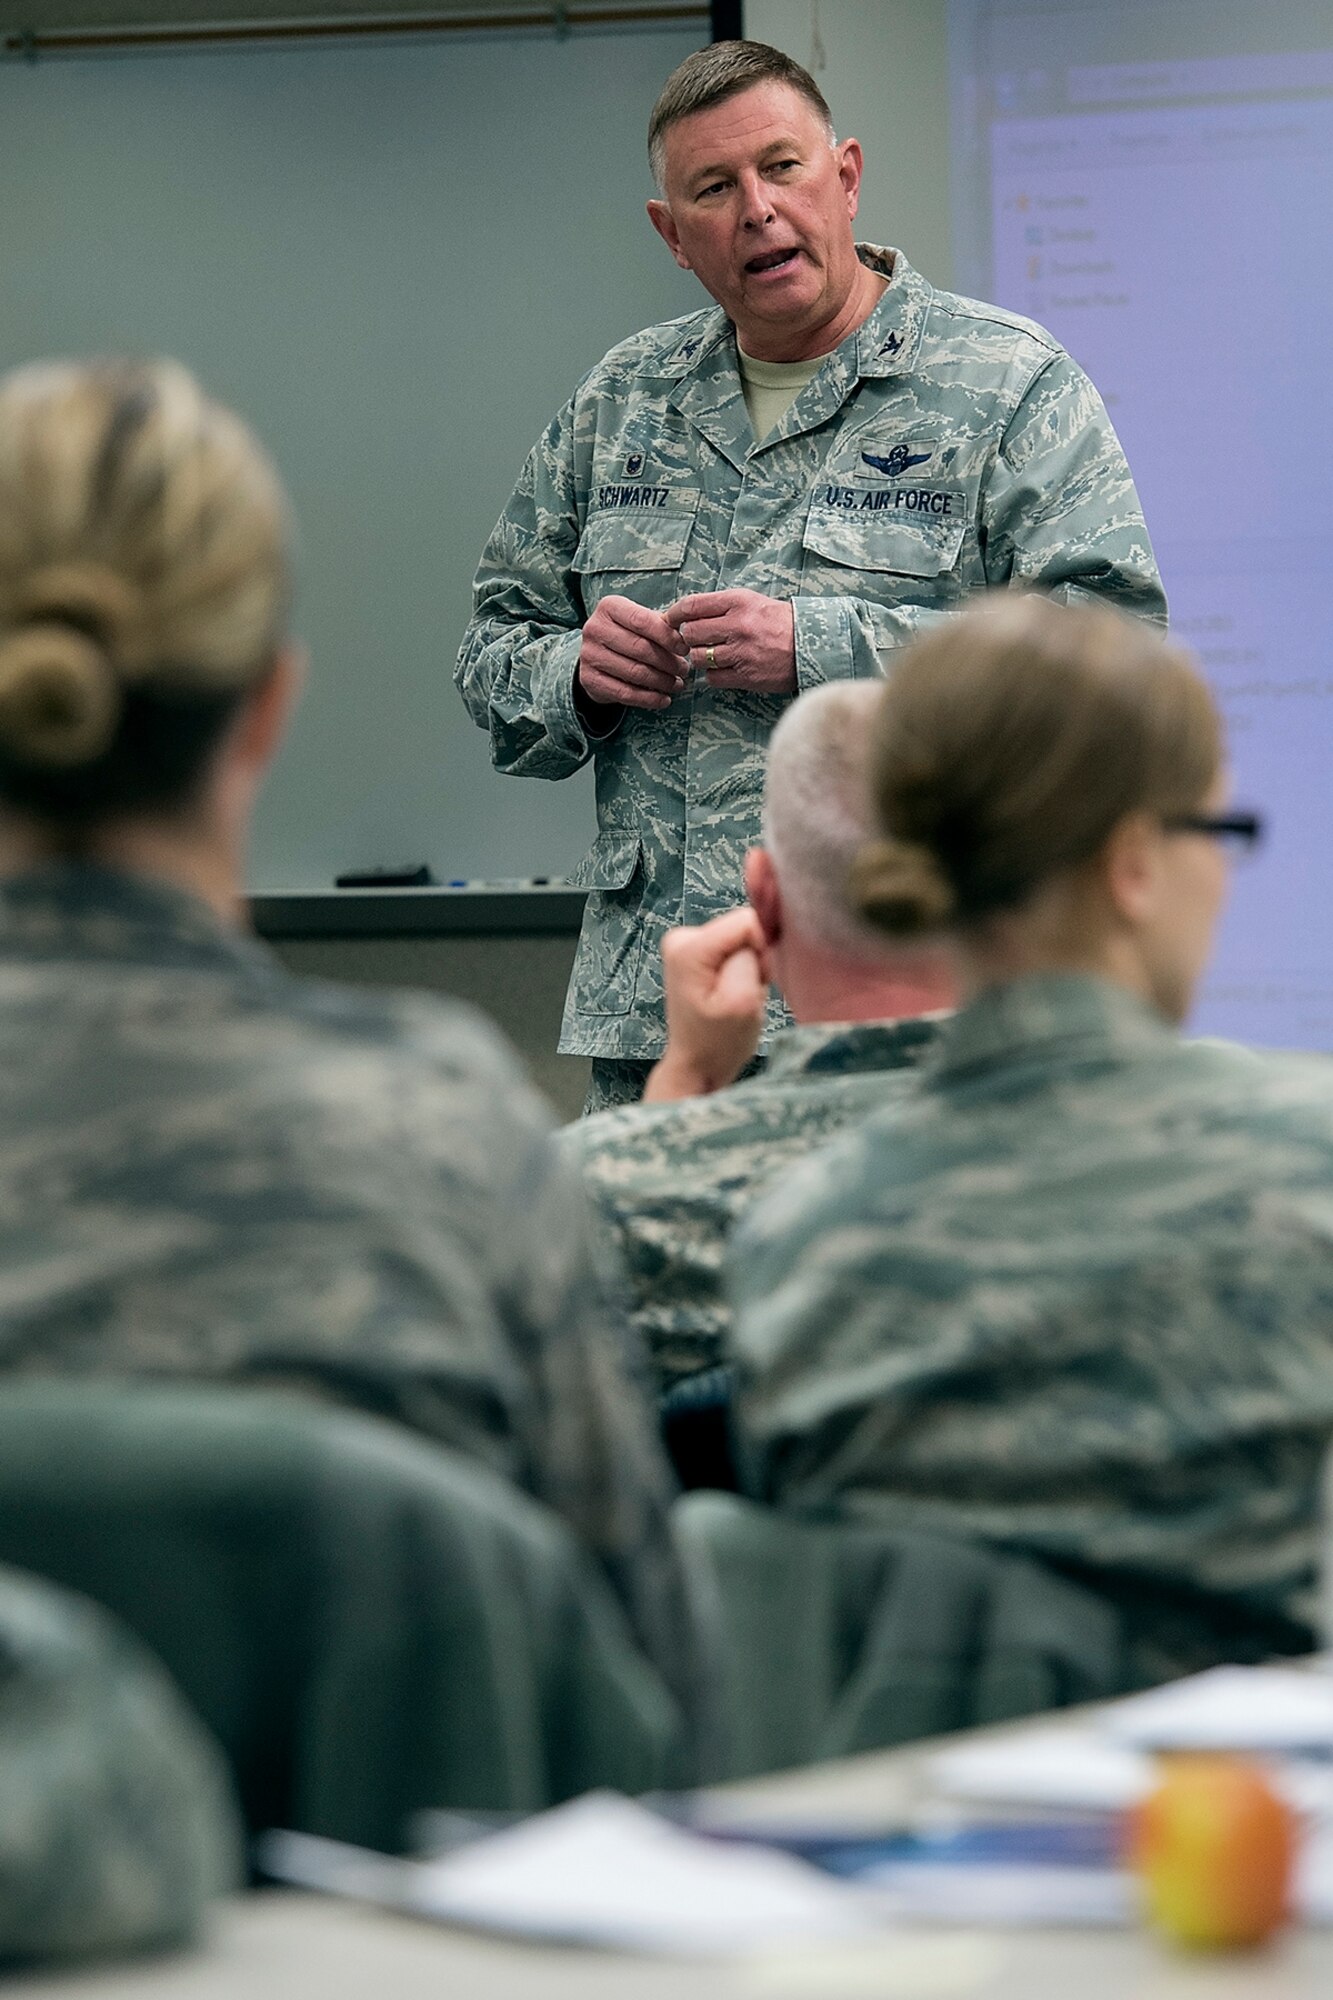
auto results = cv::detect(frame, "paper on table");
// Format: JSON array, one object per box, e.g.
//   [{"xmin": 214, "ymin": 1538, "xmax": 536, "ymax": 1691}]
[
  {"xmin": 412, "ymin": 1792, "xmax": 889, "ymax": 1956},
  {"xmin": 863, "ymin": 1860, "xmax": 1135, "ymax": 1928},
  {"xmin": 928, "ymin": 1729, "xmax": 1152, "ymax": 1814},
  {"xmin": 265, "ymin": 1794, "xmax": 888, "ymax": 1959},
  {"xmin": 1102, "ymin": 1665, "xmax": 1333, "ymax": 1753},
  {"xmin": 928, "ymin": 1714, "xmax": 1333, "ymax": 1823},
  {"xmin": 1299, "ymin": 1819, "xmax": 1333, "ymax": 1924}
]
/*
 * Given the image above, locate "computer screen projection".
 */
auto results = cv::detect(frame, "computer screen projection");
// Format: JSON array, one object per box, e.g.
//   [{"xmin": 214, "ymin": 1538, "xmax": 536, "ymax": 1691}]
[{"xmin": 950, "ymin": 0, "xmax": 1333, "ymax": 1046}]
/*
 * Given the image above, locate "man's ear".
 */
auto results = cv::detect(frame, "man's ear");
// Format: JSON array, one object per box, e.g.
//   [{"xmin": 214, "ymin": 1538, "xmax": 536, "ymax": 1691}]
[
  {"xmin": 745, "ymin": 845, "xmax": 784, "ymax": 948},
  {"xmin": 647, "ymin": 198, "xmax": 692, "ymax": 271},
  {"xmin": 231, "ymin": 644, "xmax": 305, "ymax": 779},
  {"xmin": 1101, "ymin": 810, "xmax": 1161, "ymax": 928},
  {"xmin": 837, "ymin": 137, "xmax": 864, "ymax": 220}
]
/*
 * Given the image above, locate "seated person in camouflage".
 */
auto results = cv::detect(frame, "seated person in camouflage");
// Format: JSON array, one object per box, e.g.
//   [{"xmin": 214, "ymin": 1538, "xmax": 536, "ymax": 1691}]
[
  {"xmin": 563, "ymin": 681, "xmax": 955, "ymax": 1405},
  {"xmin": 0, "ymin": 1562, "xmax": 238, "ymax": 1966},
  {"xmin": 0, "ymin": 360, "xmax": 689, "ymax": 1704},
  {"xmin": 731, "ymin": 594, "xmax": 1333, "ymax": 1672}
]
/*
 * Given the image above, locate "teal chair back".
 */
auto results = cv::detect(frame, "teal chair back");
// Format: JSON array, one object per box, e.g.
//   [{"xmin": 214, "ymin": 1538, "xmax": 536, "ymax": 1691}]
[
  {"xmin": 0, "ymin": 1383, "xmax": 680, "ymax": 1850},
  {"xmin": 674, "ymin": 1492, "xmax": 1133, "ymax": 1780}
]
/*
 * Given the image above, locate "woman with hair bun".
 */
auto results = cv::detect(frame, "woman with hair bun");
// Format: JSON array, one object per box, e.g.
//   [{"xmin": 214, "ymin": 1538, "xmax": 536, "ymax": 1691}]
[
  {"xmin": 0, "ymin": 360, "xmax": 688, "ymax": 1697},
  {"xmin": 731, "ymin": 591, "xmax": 1333, "ymax": 1674}
]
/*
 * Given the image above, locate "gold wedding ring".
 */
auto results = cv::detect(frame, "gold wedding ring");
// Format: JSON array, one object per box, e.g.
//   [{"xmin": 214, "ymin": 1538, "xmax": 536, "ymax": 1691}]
[{"xmin": 705, "ymin": 644, "xmax": 716, "ymax": 670}]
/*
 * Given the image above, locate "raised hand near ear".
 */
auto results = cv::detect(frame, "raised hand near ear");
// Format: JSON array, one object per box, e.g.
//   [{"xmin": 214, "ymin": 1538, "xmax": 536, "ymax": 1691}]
[{"xmin": 643, "ymin": 907, "xmax": 771, "ymax": 1103}]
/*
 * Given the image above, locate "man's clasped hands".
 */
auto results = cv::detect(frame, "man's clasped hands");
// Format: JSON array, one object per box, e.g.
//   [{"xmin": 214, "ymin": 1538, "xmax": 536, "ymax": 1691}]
[{"xmin": 578, "ymin": 589, "xmax": 797, "ymax": 710}]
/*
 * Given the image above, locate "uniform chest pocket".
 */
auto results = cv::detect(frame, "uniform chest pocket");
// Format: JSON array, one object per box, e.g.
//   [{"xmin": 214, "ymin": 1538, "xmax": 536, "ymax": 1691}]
[
  {"xmin": 572, "ymin": 492, "xmax": 700, "ymax": 610},
  {"xmin": 803, "ymin": 485, "xmax": 967, "ymax": 578}
]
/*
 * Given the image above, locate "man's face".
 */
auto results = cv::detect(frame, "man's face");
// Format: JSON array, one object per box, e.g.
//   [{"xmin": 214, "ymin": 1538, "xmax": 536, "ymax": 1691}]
[{"xmin": 646, "ymin": 82, "xmax": 866, "ymax": 357}]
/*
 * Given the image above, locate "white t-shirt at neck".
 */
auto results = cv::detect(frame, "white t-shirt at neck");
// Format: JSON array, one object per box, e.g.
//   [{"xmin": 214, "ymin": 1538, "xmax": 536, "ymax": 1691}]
[{"xmin": 736, "ymin": 346, "xmax": 825, "ymax": 442}]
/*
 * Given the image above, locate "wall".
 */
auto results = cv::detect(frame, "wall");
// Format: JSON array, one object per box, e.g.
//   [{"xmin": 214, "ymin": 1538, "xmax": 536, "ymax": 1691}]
[
  {"xmin": 0, "ymin": 1, "xmax": 684, "ymax": 23},
  {"xmin": 268, "ymin": 931, "xmax": 589, "ymax": 1121},
  {"xmin": 744, "ymin": 0, "xmax": 953, "ymax": 287}
]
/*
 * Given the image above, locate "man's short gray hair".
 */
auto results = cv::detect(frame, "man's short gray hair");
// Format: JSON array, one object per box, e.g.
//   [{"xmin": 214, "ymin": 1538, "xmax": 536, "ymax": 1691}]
[
  {"xmin": 761, "ymin": 680, "xmax": 894, "ymax": 961},
  {"xmin": 648, "ymin": 40, "xmax": 834, "ymax": 193}
]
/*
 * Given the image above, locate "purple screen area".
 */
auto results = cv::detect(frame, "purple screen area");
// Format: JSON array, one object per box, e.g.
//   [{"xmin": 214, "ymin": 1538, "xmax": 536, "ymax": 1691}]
[{"xmin": 975, "ymin": 56, "xmax": 1333, "ymax": 1047}]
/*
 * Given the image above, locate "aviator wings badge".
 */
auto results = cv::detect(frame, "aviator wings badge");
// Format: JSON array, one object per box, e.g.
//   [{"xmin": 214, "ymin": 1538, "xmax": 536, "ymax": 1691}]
[{"xmin": 862, "ymin": 446, "xmax": 933, "ymax": 478}]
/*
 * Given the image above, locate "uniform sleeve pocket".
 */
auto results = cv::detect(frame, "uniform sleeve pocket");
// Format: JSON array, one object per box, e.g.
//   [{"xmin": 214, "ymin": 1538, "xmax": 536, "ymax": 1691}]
[
  {"xmin": 566, "ymin": 828, "xmax": 643, "ymax": 891},
  {"xmin": 568, "ymin": 830, "xmax": 647, "ymax": 1017}
]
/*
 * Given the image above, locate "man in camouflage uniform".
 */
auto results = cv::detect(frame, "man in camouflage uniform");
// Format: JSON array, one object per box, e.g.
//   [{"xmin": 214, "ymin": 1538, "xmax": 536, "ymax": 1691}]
[
  {"xmin": 562, "ymin": 681, "xmax": 954, "ymax": 1400},
  {"xmin": 455, "ymin": 41, "xmax": 1165, "ymax": 1111},
  {"xmin": 0, "ymin": 862, "xmax": 688, "ymax": 1707},
  {"xmin": 729, "ymin": 976, "xmax": 1333, "ymax": 1663}
]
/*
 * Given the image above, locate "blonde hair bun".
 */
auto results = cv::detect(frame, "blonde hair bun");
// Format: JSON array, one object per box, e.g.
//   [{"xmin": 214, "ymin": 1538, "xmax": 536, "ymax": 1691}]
[
  {"xmin": 15, "ymin": 562, "xmax": 149, "ymax": 668},
  {"xmin": 0, "ymin": 626, "xmax": 121, "ymax": 768},
  {"xmin": 850, "ymin": 836, "xmax": 956, "ymax": 936}
]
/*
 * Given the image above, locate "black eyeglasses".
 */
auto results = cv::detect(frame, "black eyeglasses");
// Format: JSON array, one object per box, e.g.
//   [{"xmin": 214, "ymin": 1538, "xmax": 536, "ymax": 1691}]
[{"xmin": 1161, "ymin": 810, "xmax": 1265, "ymax": 856}]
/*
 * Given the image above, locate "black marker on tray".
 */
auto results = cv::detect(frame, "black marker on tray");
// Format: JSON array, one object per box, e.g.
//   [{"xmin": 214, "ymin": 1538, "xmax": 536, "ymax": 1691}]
[{"xmin": 334, "ymin": 865, "xmax": 436, "ymax": 889}]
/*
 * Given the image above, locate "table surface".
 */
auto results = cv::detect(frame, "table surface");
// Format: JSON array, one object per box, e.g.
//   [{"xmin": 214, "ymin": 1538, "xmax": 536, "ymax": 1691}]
[{"xmin": 19, "ymin": 1716, "xmax": 1333, "ymax": 1999}]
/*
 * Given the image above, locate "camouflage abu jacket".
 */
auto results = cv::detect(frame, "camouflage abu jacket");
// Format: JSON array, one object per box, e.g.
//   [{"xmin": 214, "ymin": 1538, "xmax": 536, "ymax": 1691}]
[
  {"xmin": 456, "ymin": 247, "xmax": 1166, "ymax": 1060},
  {"xmin": 0, "ymin": 1562, "xmax": 239, "ymax": 1964},
  {"xmin": 0, "ymin": 863, "xmax": 690, "ymax": 1704},
  {"xmin": 730, "ymin": 974, "xmax": 1333, "ymax": 1649},
  {"xmin": 563, "ymin": 1013, "xmax": 944, "ymax": 1392}
]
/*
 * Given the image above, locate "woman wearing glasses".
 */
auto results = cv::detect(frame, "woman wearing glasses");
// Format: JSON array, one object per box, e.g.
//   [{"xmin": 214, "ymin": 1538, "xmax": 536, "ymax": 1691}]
[{"xmin": 731, "ymin": 592, "xmax": 1333, "ymax": 1676}]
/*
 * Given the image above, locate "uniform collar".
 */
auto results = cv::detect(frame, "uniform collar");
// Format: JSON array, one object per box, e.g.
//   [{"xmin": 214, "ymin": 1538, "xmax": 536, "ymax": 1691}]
[
  {"xmin": 0, "ymin": 861, "xmax": 282, "ymax": 985},
  {"xmin": 661, "ymin": 307, "xmax": 754, "ymax": 474},
  {"xmin": 661, "ymin": 246, "xmax": 928, "ymax": 470},
  {"xmin": 851, "ymin": 246, "xmax": 932, "ymax": 378},
  {"xmin": 933, "ymin": 973, "xmax": 1176, "ymax": 1087},
  {"xmin": 657, "ymin": 245, "xmax": 927, "ymax": 385},
  {"xmin": 659, "ymin": 310, "xmax": 734, "ymax": 380},
  {"xmin": 764, "ymin": 1011, "xmax": 947, "ymax": 1082}
]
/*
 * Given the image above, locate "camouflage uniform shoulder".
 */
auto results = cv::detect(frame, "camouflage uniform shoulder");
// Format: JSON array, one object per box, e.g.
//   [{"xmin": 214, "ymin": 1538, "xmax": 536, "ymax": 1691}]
[
  {"xmin": 1184, "ymin": 1038, "xmax": 1333, "ymax": 1136},
  {"xmin": 564, "ymin": 1066, "xmax": 835, "ymax": 1187},
  {"xmin": 880, "ymin": 249, "xmax": 1072, "ymax": 403},
  {"xmin": 918, "ymin": 282, "xmax": 1071, "ymax": 410},
  {"xmin": 0, "ymin": 1562, "xmax": 239, "ymax": 1962},
  {"xmin": 1108, "ymin": 1026, "xmax": 1333, "ymax": 1117},
  {"xmin": 265, "ymin": 974, "xmax": 552, "ymax": 1121},
  {"xmin": 737, "ymin": 1022, "xmax": 1333, "ymax": 1265},
  {"xmin": 560, "ymin": 1092, "xmax": 718, "ymax": 1228},
  {"xmin": 571, "ymin": 304, "xmax": 730, "ymax": 401},
  {"xmin": 567, "ymin": 1016, "xmax": 938, "ymax": 1188},
  {"xmin": 924, "ymin": 282, "xmax": 1065, "ymax": 358},
  {"xmin": 562, "ymin": 1086, "xmax": 724, "ymax": 1164},
  {"xmin": 730, "ymin": 1101, "xmax": 883, "ymax": 1260}
]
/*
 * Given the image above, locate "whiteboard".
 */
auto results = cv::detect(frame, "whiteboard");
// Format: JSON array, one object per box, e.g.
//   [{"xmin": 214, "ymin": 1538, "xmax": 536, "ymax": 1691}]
[{"xmin": 0, "ymin": 24, "xmax": 703, "ymax": 890}]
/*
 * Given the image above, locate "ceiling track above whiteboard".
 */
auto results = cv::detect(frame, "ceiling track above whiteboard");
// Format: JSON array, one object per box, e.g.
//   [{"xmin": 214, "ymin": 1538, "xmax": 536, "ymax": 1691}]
[{"xmin": 0, "ymin": 1, "xmax": 708, "ymax": 57}]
